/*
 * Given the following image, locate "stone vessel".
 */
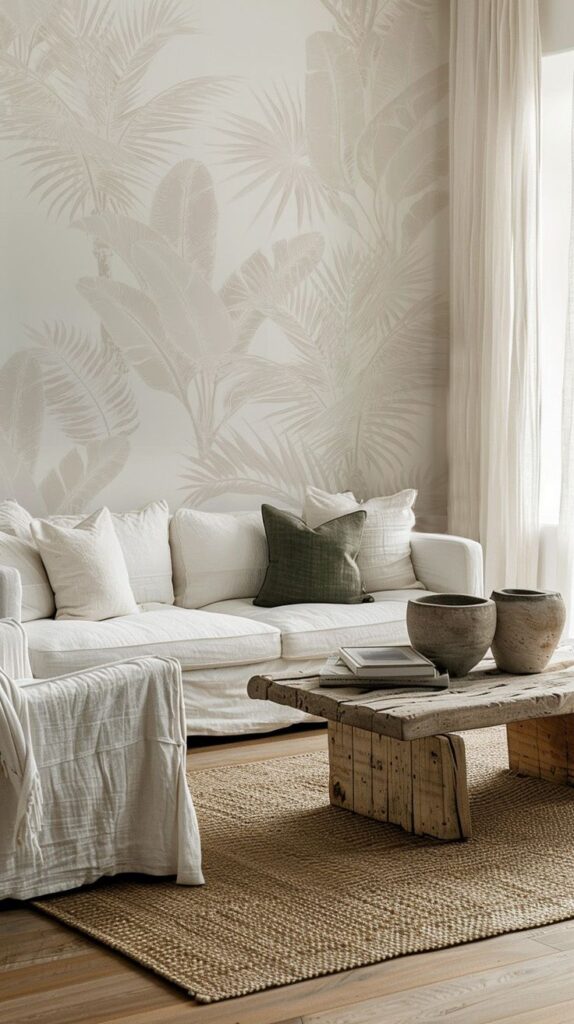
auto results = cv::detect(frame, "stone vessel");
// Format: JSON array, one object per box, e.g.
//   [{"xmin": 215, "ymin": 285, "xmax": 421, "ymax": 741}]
[
  {"xmin": 490, "ymin": 589, "xmax": 566, "ymax": 674},
  {"xmin": 406, "ymin": 594, "xmax": 497, "ymax": 678}
]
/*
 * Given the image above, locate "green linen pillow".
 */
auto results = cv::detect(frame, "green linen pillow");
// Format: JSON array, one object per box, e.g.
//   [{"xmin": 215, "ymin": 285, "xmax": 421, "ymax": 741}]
[{"xmin": 253, "ymin": 504, "xmax": 367, "ymax": 607}]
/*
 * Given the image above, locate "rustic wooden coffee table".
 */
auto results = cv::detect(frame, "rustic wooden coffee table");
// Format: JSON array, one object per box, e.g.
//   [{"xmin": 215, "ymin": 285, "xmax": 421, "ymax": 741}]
[{"xmin": 248, "ymin": 646, "xmax": 574, "ymax": 842}]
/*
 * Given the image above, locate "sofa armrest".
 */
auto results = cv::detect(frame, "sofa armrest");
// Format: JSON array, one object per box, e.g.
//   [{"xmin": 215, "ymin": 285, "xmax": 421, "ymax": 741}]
[
  {"xmin": 0, "ymin": 618, "xmax": 32, "ymax": 679},
  {"xmin": 0, "ymin": 567, "xmax": 22, "ymax": 621},
  {"xmin": 410, "ymin": 533, "xmax": 484, "ymax": 597}
]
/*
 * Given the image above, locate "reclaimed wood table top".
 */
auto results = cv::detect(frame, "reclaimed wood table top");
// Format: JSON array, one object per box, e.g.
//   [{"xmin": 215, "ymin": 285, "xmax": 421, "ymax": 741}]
[{"xmin": 247, "ymin": 644, "xmax": 574, "ymax": 741}]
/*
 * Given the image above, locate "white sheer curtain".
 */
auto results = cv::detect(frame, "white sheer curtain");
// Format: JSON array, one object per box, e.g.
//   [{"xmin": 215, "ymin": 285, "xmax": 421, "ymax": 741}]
[
  {"xmin": 449, "ymin": 0, "xmax": 541, "ymax": 595},
  {"xmin": 557, "ymin": 82, "xmax": 574, "ymax": 631}
]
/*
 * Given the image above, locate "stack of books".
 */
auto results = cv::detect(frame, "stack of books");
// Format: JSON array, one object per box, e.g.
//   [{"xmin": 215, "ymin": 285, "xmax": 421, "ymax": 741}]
[{"xmin": 319, "ymin": 645, "xmax": 449, "ymax": 690}]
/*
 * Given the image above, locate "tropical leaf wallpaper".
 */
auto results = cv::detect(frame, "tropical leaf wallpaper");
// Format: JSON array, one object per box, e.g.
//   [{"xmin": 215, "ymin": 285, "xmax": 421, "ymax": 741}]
[{"xmin": 0, "ymin": 0, "xmax": 449, "ymax": 529}]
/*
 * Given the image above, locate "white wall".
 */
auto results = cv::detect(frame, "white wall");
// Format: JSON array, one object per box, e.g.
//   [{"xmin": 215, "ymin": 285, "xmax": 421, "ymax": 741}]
[
  {"xmin": 0, "ymin": 0, "xmax": 449, "ymax": 529},
  {"xmin": 540, "ymin": 0, "xmax": 574, "ymax": 55}
]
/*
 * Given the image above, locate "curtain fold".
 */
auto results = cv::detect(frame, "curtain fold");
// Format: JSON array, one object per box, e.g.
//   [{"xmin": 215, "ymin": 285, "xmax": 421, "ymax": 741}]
[
  {"xmin": 556, "ymin": 81, "xmax": 574, "ymax": 632},
  {"xmin": 449, "ymin": 0, "xmax": 541, "ymax": 594}
]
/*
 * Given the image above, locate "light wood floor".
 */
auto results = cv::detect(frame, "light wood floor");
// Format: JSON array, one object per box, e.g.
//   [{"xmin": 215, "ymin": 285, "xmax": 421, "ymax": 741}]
[{"xmin": 3, "ymin": 726, "xmax": 574, "ymax": 1024}]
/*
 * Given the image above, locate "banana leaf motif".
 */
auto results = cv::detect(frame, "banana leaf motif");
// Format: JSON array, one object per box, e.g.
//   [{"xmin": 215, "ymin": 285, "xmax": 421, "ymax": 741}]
[{"xmin": 0, "ymin": 0, "xmax": 449, "ymax": 521}]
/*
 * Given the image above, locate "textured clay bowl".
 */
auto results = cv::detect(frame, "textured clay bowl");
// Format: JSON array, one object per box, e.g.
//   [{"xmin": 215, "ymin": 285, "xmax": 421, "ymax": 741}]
[
  {"xmin": 490, "ymin": 588, "xmax": 566, "ymax": 674},
  {"xmin": 406, "ymin": 594, "xmax": 497, "ymax": 678}
]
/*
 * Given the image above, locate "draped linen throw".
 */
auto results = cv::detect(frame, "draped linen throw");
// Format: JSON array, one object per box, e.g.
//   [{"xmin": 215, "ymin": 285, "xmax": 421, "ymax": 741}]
[
  {"xmin": 449, "ymin": 0, "xmax": 541, "ymax": 593},
  {"xmin": 0, "ymin": 654, "xmax": 204, "ymax": 900},
  {"xmin": 0, "ymin": 620, "xmax": 41, "ymax": 854},
  {"xmin": 0, "ymin": 666, "xmax": 43, "ymax": 857}
]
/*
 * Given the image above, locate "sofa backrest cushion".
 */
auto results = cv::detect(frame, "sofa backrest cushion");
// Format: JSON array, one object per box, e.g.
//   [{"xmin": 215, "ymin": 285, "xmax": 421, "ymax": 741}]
[
  {"xmin": 0, "ymin": 500, "xmax": 173, "ymax": 606},
  {"xmin": 303, "ymin": 487, "xmax": 424, "ymax": 592},
  {"xmin": 0, "ymin": 500, "xmax": 34, "ymax": 539},
  {"xmin": 109, "ymin": 501, "xmax": 173, "ymax": 605},
  {"xmin": 0, "ymin": 532, "xmax": 55, "ymax": 621},
  {"xmin": 31, "ymin": 508, "xmax": 139, "ymax": 621},
  {"xmin": 170, "ymin": 509, "xmax": 268, "ymax": 608}
]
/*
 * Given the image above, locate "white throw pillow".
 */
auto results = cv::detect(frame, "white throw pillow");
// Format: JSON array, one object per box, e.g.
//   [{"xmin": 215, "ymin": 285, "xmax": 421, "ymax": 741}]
[
  {"xmin": 31, "ymin": 508, "xmax": 139, "ymax": 621},
  {"xmin": 303, "ymin": 487, "xmax": 423, "ymax": 592},
  {"xmin": 0, "ymin": 500, "xmax": 33, "ymax": 539},
  {"xmin": 0, "ymin": 532, "xmax": 55, "ymax": 621},
  {"xmin": 170, "ymin": 509, "xmax": 268, "ymax": 608},
  {"xmin": 31, "ymin": 501, "xmax": 173, "ymax": 605}
]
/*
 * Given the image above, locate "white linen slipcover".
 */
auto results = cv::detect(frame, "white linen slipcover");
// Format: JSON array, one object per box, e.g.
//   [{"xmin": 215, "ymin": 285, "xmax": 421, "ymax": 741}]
[
  {"xmin": 303, "ymin": 487, "xmax": 423, "ymax": 591},
  {"xmin": 0, "ymin": 667, "xmax": 42, "ymax": 858},
  {"xmin": 23, "ymin": 605, "xmax": 281, "ymax": 678},
  {"xmin": 0, "ymin": 618, "xmax": 32, "ymax": 679},
  {"xmin": 0, "ymin": 499, "xmax": 34, "ymax": 538},
  {"xmin": 0, "ymin": 531, "xmax": 485, "ymax": 736},
  {"xmin": 31, "ymin": 509, "xmax": 138, "ymax": 621},
  {"xmin": 0, "ymin": 566, "xmax": 22, "ymax": 622},
  {"xmin": 0, "ymin": 621, "xmax": 40, "ymax": 856},
  {"xmin": 105, "ymin": 500, "xmax": 174, "ymax": 604},
  {"xmin": 170, "ymin": 508, "xmax": 268, "ymax": 608},
  {"xmin": 2, "ymin": 499, "xmax": 174, "ymax": 607},
  {"xmin": 43, "ymin": 501, "xmax": 174, "ymax": 606},
  {"xmin": 0, "ymin": 532, "xmax": 55, "ymax": 621},
  {"xmin": 202, "ymin": 592, "xmax": 413, "ymax": 661},
  {"xmin": 181, "ymin": 657, "xmax": 325, "ymax": 735},
  {"xmin": 410, "ymin": 532, "xmax": 485, "ymax": 598},
  {"xmin": 0, "ymin": 654, "xmax": 204, "ymax": 899}
]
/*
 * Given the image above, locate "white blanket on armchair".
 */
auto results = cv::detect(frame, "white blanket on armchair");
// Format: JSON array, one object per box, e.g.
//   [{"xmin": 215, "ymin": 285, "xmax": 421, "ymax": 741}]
[
  {"xmin": 0, "ymin": 653, "xmax": 204, "ymax": 899},
  {"xmin": 0, "ymin": 667, "xmax": 43, "ymax": 858}
]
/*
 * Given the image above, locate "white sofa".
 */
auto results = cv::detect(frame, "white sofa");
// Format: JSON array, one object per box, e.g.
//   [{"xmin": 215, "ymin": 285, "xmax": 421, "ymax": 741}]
[{"xmin": 0, "ymin": 527, "xmax": 484, "ymax": 737}]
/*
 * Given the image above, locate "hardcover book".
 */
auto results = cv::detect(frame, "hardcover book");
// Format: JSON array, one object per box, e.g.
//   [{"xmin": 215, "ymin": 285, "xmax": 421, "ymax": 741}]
[
  {"xmin": 319, "ymin": 654, "xmax": 449, "ymax": 690},
  {"xmin": 339, "ymin": 644, "xmax": 437, "ymax": 678}
]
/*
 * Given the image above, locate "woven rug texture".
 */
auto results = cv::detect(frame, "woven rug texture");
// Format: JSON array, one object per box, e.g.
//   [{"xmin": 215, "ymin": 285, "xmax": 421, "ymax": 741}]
[{"xmin": 34, "ymin": 728, "xmax": 574, "ymax": 1003}]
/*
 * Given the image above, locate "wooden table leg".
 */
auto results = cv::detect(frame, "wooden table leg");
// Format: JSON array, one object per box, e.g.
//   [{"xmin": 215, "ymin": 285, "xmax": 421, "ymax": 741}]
[
  {"xmin": 328, "ymin": 722, "xmax": 472, "ymax": 841},
  {"xmin": 507, "ymin": 715, "xmax": 574, "ymax": 785}
]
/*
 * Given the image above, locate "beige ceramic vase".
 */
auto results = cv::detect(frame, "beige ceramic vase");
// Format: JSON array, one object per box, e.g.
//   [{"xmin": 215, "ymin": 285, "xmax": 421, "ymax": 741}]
[
  {"xmin": 406, "ymin": 594, "xmax": 497, "ymax": 678},
  {"xmin": 490, "ymin": 589, "xmax": 566, "ymax": 674}
]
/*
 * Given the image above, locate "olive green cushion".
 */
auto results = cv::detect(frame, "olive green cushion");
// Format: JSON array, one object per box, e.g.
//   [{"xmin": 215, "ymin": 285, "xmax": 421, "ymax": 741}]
[{"xmin": 253, "ymin": 504, "xmax": 366, "ymax": 607}]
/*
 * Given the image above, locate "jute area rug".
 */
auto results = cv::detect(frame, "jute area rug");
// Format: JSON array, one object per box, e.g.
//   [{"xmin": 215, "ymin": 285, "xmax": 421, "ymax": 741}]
[{"xmin": 34, "ymin": 727, "xmax": 574, "ymax": 1004}]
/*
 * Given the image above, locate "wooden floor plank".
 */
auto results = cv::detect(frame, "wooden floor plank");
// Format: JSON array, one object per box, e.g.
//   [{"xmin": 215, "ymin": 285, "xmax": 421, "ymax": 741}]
[
  {"xmin": 490, "ymin": 1002, "xmax": 574, "ymax": 1024},
  {"xmin": 300, "ymin": 949, "xmax": 574, "ymax": 1024},
  {"xmin": 523, "ymin": 920, "xmax": 574, "ymax": 951},
  {"xmin": 2, "ymin": 973, "xmax": 189, "ymax": 1024},
  {"xmin": 36, "ymin": 933, "xmax": 556, "ymax": 1024},
  {"xmin": 187, "ymin": 726, "xmax": 327, "ymax": 770},
  {"xmin": 0, "ymin": 907, "xmax": 91, "ymax": 970},
  {"xmin": 0, "ymin": 940, "xmax": 179, "ymax": 1002},
  {"xmin": 2, "ymin": 726, "xmax": 574, "ymax": 1024}
]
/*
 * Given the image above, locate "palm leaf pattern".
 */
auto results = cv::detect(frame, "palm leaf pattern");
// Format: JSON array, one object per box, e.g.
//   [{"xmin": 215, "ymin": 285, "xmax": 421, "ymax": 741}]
[
  {"xmin": 40, "ymin": 437, "xmax": 131, "ymax": 513},
  {"xmin": 305, "ymin": 31, "xmax": 365, "ymax": 192},
  {"xmin": 220, "ymin": 232, "xmax": 325, "ymax": 347},
  {"xmin": 0, "ymin": 0, "xmax": 449, "ymax": 524},
  {"xmin": 0, "ymin": 0, "xmax": 229, "ymax": 219},
  {"xmin": 150, "ymin": 159, "xmax": 218, "ymax": 280},
  {"xmin": 218, "ymin": 86, "xmax": 359, "ymax": 229},
  {"xmin": 27, "ymin": 322, "xmax": 139, "ymax": 442},
  {"xmin": 0, "ymin": 351, "xmax": 45, "ymax": 472},
  {"xmin": 181, "ymin": 429, "xmax": 339, "ymax": 508}
]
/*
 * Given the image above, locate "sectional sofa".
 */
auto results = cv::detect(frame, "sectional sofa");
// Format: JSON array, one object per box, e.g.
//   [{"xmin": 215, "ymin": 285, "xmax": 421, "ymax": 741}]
[{"xmin": 0, "ymin": 498, "xmax": 483, "ymax": 736}]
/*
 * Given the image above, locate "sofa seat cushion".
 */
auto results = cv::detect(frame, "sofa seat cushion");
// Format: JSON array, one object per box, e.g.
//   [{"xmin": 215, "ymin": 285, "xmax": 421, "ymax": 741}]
[
  {"xmin": 202, "ymin": 590, "xmax": 425, "ymax": 660},
  {"xmin": 24, "ymin": 606, "xmax": 281, "ymax": 677}
]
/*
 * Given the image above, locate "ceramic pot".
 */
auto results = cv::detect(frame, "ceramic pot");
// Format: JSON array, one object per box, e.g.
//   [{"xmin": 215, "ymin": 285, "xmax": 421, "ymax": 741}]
[
  {"xmin": 406, "ymin": 594, "xmax": 497, "ymax": 678},
  {"xmin": 490, "ymin": 589, "xmax": 566, "ymax": 674}
]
